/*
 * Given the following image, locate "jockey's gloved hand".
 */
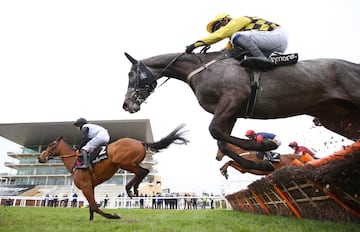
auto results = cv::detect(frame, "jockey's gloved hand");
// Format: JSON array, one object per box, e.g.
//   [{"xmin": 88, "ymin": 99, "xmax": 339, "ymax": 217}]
[{"xmin": 185, "ymin": 44, "xmax": 196, "ymax": 53}]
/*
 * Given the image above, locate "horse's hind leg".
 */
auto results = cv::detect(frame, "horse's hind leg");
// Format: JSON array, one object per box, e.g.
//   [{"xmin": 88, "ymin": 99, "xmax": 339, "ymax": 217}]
[
  {"xmin": 125, "ymin": 165, "xmax": 149, "ymax": 197},
  {"xmin": 133, "ymin": 167, "xmax": 149, "ymax": 196},
  {"xmin": 125, "ymin": 177, "xmax": 137, "ymax": 198},
  {"xmin": 218, "ymin": 142, "xmax": 275, "ymax": 173}
]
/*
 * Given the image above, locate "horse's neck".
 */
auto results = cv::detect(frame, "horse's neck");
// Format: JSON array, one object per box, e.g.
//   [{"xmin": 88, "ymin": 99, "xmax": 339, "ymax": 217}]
[
  {"xmin": 58, "ymin": 142, "xmax": 77, "ymax": 172},
  {"xmin": 145, "ymin": 53, "xmax": 220, "ymax": 83}
]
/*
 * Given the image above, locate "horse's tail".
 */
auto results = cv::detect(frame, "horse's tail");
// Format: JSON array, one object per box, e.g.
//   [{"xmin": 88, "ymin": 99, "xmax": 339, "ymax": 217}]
[{"xmin": 143, "ymin": 124, "xmax": 189, "ymax": 153}]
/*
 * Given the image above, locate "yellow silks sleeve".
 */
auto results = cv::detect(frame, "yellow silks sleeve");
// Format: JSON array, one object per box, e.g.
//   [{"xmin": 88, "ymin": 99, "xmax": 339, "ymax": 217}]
[{"xmin": 194, "ymin": 16, "xmax": 251, "ymax": 48}]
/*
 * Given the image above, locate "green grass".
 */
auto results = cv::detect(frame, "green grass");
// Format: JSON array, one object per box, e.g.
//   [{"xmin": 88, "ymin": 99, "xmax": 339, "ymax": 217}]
[{"xmin": 0, "ymin": 207, "xmax": 358, "ymax": 232}]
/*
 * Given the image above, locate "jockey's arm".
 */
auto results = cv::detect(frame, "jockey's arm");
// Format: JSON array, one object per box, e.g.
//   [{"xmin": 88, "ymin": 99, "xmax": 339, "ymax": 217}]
[
  {"xmin": 194, "ymin": 16, "xmax": 251, "ymax": 48},
  {"xmin": 255, "ymin": 134, "xmax": 264, "ymax": 142}
]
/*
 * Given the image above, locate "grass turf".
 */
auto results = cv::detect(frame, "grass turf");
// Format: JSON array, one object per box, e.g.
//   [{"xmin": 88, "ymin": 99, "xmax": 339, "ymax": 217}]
[{"xmin": 0, "ymin": 207, "xmax": 358, "ymax": 232}]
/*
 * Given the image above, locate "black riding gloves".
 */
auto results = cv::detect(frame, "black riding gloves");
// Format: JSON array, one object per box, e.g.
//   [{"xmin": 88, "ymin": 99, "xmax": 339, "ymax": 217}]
[{"xmin": 185, "ymin": 44, "xmax": 196, "ymax": 53}]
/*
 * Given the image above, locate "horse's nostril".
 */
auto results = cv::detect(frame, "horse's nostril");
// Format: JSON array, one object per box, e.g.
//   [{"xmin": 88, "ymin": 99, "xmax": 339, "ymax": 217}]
[{"xmin": 122, "ymin": 103, "xmax": 128, "ymax": 110}]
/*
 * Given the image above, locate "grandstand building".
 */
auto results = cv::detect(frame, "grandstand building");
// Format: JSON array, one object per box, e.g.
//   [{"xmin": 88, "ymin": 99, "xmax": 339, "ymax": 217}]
[{"xmin": 0, "ymin": 119, "xmax": 162, "ymax": 198}]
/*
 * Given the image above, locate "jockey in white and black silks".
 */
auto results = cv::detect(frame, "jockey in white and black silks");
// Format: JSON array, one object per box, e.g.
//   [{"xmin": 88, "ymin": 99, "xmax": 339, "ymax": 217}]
[{"xmin": 73, "ymin": 118, "xmax": 110, "ymax": 169}]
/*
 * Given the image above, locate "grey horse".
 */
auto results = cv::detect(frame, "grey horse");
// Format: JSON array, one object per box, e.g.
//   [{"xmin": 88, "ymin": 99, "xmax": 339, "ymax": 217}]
[{"xmin": 123, "ymin": 51, "xmax": 360, "ymax": 171}]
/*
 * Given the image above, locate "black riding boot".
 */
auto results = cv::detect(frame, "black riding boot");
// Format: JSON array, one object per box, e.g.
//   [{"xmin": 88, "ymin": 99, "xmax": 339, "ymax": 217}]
[
  {"xmin": 77, "ymin": 150, "xmax": 89, "ymax": 169},
  {"xmin": 234, "ymin": 35, "xmax": 273, "ymax": 71}
]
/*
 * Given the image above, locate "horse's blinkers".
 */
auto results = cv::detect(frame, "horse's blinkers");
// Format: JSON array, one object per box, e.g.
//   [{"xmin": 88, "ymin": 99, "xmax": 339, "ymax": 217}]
[{"xmin": 125, "ymin": 61, "xmax": 157, "ymax": 106}]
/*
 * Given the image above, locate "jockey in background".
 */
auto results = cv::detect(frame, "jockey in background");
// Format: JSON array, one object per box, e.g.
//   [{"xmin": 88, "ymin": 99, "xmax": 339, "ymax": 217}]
[
  {"xmin": 245, "ymin": 129, "xmax": 282, "ymax": 149},
  {"xmin": 185, "ymin": 13, "xmax": 288, "ymax": 71},
  {"xmin": 289, "ymin": 141, "xmax": 316, "ymax": 158},
  {"xmin": 73, "ymin": 118, "xmax": 110, "ymax": 169}
]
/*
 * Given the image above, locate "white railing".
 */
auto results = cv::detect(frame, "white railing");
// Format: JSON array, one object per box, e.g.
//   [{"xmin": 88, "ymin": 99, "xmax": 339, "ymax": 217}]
[{"xmin": 0, "ymin": 196, "xmax": 232, "ymax": 210}]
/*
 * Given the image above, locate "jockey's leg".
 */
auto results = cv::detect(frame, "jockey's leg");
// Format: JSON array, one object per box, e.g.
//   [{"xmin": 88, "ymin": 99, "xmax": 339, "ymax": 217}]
[
  {"xmin": 77, "ymin": 149, "xmax": 89, "ymax": 169},
  {"xmin": 232, "ymin": 35, "xmax": 273, "ymax": 71}
]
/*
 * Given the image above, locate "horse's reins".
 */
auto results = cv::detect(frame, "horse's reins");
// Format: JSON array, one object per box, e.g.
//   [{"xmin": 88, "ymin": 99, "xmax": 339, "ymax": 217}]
[
  {"xmin": 43, "ymin": 140, "xmax": 78, "ymax": 160},
  {"xmin": 154, "ymin": 53, "xmax": 186, "ymax": 88}
]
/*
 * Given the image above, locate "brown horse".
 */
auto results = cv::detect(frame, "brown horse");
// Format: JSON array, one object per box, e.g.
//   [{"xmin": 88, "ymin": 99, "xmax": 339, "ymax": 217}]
[
  {"xmin": 216, "ymin": 143, "xmax": 312, "ymax": 178},
  {"xmin": 123, "ymin": 51, "xmax": 360, "ymax": 172},
  {"xmin": 38, "ymin": 124, "xmax": 188, "ymax": 220}
]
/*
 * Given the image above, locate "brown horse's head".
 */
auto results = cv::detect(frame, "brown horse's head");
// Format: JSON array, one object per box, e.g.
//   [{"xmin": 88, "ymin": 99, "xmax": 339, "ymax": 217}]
[{"xmin": 38, "ymin": 136, "xmax": 63, "ymax": 163}]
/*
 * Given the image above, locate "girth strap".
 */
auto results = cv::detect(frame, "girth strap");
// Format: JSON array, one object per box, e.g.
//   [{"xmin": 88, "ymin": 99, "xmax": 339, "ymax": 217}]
[{"xmin": 244, "ymin": 71, "xmax": 261, "ymax": 117}]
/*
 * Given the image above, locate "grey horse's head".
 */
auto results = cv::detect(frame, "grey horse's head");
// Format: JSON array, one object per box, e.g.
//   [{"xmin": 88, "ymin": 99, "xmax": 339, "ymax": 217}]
[{"xmin": 123, "ymin": 53, "xmax": 157, "ymax": 113}]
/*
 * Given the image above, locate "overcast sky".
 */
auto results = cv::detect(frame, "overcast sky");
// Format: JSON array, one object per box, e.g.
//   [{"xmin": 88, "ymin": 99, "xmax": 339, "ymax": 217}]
[{"xmin": 0, "ymin": 0, "xmax": 358, "ymax": 195}]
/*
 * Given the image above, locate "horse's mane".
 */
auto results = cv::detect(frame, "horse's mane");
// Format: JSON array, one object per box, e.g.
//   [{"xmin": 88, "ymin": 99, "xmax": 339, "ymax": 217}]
[
  {"xmin": 142, "ymin": 51, "xmax": 229, "ymax": 64},
  {"xmin": 59, "ymin": 138, "xmax": 76, "ymax": 151}
]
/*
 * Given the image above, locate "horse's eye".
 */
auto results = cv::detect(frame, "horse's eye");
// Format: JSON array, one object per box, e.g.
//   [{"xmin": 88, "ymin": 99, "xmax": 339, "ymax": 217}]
[
  {"xmin": 128, "ymin": 72, "xmax": 136, "ymax": 82},
  {"xmin": 140, "ymin": 72, "xmax": 147, "ymax": 80}
]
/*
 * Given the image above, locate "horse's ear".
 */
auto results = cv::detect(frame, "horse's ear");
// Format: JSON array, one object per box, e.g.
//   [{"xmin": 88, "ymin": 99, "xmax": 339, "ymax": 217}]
[
  {"xmin": 56, "ymin": 136, "xmax": 63, "ymax": 141},
  {"xmin": 124, "ymin": 52, "xmax": 138, "ymax": 64}
]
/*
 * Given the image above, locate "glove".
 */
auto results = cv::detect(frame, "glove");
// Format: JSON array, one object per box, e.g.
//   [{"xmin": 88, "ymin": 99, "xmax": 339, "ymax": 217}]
[{"xmin": 185, "ymin": 44, "xmax": 196, "ymax": 53}]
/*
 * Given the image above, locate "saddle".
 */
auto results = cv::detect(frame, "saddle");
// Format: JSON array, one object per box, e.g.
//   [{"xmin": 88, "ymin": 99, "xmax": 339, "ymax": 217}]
[
  {"xmin": 88, "ymin": 144, "xmax": 109, "ymax": 166},
  {"xmin": 229, "ymin": 50, "xmax": 299, "ymax": 69},
  {"xmin": 257, "ymin": 151, "xmax": 281, "ymax": 162}
]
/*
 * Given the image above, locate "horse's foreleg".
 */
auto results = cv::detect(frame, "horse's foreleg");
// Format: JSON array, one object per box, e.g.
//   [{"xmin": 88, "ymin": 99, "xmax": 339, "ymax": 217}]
[
  {"xmin": 227, "ymin": 161, "xmax": 246, "ymax": 174},
  {"xmin": 209, "ymin": 107, "xmax": 278, "ymax": 151},
  {"xmin": 219, "ymin": 162, "xmax": 230, "ymax": 179},
  {"xmin": 228, "ymin": 160, "xmax": 273, "ymax": 175},
  {"xmin": 89, "ymin": 207, "xmax": 94, "ymax": 221},
  {"xmin": 82, "ymin": 188, "xmax": 121, "ymax": 220},
  {"xmin": 218, "ymin": 141, "xmax": 275, "ymax": 173},
  {"xmin": 218, "ymin": 141, "xmax": 257, "ymax": 169}
]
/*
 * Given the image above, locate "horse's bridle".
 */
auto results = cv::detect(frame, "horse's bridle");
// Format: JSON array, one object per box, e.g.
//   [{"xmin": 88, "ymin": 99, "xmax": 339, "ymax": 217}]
[
  {"xmin": 126, "ymin": 59, "xmax": 158, "ymax": 106},
  {"xmin": 126, "ymin": 53, "xmax": 185, "ymax": 105},
  {"xmin": 41, "ymin": 139, "xmax": 76, "ymax": 161},
  {"xmin": 41, "ymin": 140, "xmax": 59, "ymax": 161}
]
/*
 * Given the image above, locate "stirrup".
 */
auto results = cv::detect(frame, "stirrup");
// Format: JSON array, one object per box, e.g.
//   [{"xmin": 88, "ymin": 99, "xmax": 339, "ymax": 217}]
[{"xmin": 76, "ymin": 164, "xmax": 88, "ymax": 169}]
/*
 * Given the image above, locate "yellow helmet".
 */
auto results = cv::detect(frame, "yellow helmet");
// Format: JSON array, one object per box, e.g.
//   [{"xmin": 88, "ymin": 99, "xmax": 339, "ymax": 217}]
[{"xmin": 206, "ymin": 13, "xmax": 232, "ymax": 33}]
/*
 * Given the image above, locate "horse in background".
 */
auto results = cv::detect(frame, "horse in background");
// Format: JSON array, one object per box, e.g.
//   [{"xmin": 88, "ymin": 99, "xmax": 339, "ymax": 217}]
[
  {"xmin": 216, "ymin": 143, "xmax": 314, "ymax": 178},
  {"xmin": 38, "ymin": 124, "xmax": 188, "ymax": 220}
]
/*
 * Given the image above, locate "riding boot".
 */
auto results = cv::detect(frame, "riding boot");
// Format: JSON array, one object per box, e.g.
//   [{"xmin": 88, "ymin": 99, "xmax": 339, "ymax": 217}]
[
  {"xmin": 233, "ymin": 35, "xmax": 273, "ymax": 71},
  {"xmin": 77, "ymin": 150, "xmax": 89, "ymax": 169}
]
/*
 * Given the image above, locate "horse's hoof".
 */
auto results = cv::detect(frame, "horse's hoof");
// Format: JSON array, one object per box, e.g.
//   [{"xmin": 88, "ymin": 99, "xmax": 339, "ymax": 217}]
[
  {"xmin": 220, "ymin": 170, "xmax": 228, "ymax": 179},
  {"xmin": 113, "ymin": 214, "xmax": 121, "ymax": 219}
]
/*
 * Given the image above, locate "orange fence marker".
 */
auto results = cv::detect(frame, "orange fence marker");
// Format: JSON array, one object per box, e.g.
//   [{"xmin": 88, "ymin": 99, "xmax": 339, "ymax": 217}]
[
  {"xmin": 308, "ymin": 141, "xmax": 360, "ymax": 167},
  {"xmin": 243, "ymin": 195, "xmax": 254, "ymax": 211},
  {"xmin": 291, "ymin": 159, "xmax": 304, "ymax": 166},
  {"xmin": 272, "ymin": 184, "xmax": 302, "ymax": 219},
  {"xmin": 250, "ymin": 191, "xmax": 271, "ymax": 215},
  {"xmin": 310, "ymin": 180, "xmax": 360, "ymax": 219},
  {"xmin": 300, "ymin": 153, "xmax": 314, "ymax": 163}
]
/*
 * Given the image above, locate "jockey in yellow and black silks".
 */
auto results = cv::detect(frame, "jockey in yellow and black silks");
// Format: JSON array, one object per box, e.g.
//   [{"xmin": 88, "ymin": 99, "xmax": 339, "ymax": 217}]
[{"xmin": 185, "ymin": 13, "xmax": 288, "ymax": 71}]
